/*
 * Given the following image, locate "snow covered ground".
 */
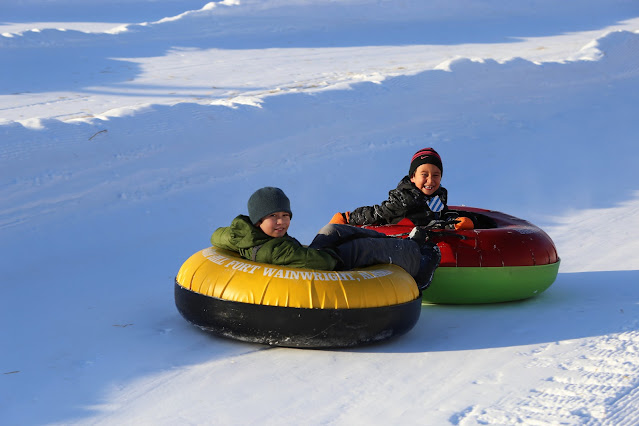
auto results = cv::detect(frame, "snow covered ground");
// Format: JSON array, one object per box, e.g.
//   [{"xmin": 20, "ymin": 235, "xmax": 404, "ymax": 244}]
[{"xmin": 2, "ymin": 0, "xmax": 639, "ymax": 424}]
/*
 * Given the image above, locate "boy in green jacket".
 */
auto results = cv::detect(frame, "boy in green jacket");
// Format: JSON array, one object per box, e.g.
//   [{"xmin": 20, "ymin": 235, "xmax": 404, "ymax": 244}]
[{"xmin": 211, "ymin": 187, "xmax": 440, "ymax": 290}]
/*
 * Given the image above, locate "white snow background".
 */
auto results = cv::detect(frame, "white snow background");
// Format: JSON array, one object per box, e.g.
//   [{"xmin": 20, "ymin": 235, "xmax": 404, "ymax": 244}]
[{"xmin": 2, "ymin": 0, "xmax": 639, "ymax": 424}]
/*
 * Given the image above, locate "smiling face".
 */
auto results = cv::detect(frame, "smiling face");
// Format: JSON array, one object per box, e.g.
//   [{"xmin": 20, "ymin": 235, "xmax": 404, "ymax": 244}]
[
  {"xmin": 257, "ymin": 211, "xmax": 291, "ymax": 238},
  {"xmin": 410, "ymin": 163, "xmax": 442, "ymax": 196}
]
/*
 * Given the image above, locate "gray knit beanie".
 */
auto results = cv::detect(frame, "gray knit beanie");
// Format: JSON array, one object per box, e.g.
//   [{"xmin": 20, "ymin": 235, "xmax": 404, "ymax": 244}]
[{"xmin": 247, "ymin": 187, "xmax": 293, "ymax": 224}]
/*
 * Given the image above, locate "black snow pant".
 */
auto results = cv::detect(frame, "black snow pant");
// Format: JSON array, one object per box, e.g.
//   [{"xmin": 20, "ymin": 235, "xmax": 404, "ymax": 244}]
[{"xmin": 309, "ymin": 224, "xmax": 421, "ymax": 277}]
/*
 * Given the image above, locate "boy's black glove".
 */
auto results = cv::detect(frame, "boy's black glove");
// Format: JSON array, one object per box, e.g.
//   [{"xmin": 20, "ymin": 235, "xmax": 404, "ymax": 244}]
[
  {"xmin": 409, "ymin": 218, "xmax": 463, "ymax": 245},
  {"xmin": 408, "ymin": 226, "xmax": 431, "ymax": 245},
  {"xmin": 424, "ymin": 218, "xmax": 460, "ymax": 230}
]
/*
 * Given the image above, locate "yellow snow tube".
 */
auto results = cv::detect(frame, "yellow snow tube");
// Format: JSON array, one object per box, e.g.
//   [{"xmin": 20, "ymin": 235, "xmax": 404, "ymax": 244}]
[
  {"xmin": 176, "ymin": 246, "xmax": 419, "ymax": 309},
  {"xmin": 175, "ymin": 246, "xmax": 421, "ymax": 347}
]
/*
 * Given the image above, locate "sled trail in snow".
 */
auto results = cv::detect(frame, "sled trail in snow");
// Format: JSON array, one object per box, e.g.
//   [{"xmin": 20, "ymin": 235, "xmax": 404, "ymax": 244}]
[{"xmin": 453, "ymin": 326, "xmax": 639, "ymax": 425}]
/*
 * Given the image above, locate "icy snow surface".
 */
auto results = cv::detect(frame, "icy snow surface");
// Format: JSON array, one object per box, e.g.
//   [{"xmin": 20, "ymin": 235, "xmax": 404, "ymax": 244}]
[{"xmin": 2, "ymin": 0, "xmax": 639, "ymax": 425}]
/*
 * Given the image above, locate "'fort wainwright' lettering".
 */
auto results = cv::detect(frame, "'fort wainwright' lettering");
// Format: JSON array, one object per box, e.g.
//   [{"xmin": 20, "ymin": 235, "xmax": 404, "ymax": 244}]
[{"xmin": 204, "ymin": 248, "xmax": 394, "ymax": 282}]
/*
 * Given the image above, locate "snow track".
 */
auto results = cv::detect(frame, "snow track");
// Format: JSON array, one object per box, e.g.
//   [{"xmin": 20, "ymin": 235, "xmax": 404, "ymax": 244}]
[{"xmin": 463, "ymin": 329, "xmax": 639, "ymax": 425}]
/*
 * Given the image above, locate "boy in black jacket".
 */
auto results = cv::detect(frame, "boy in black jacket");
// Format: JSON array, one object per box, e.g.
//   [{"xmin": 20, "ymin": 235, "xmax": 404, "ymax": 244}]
[{"xmin": 331, "ymin": 147, "xmax": 472, "ymax": 230}]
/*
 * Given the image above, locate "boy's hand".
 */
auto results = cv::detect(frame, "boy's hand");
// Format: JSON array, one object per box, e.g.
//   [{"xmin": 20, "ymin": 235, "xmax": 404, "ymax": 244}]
[
  {"xmin": 329, "ymin": 212, "xmax": 350, "ymax": 224},
  {"xmin": 424, "ymin": 219, "xmax": 449, "ymax": 229},
  {"xmin": 425, "ymin": 217, "xmax": 474, "ymax": 230},
  {"xmin": 454, "ymin": 216, "xmax": 474, "ymax": 230}
]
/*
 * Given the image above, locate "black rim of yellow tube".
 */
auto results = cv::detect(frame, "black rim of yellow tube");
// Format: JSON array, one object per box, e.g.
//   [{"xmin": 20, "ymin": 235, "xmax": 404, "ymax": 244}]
[
  {"xmin": 175, "ymin": 281, "xmax": 421, "ymax": 348},
  {"xmin": 174, "ymin": 247, "xmax": 422, "ymax": 348}
]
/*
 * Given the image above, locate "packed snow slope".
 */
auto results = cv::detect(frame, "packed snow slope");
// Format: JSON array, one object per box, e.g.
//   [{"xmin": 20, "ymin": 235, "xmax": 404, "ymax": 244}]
[{"xmin": 2, "ymin": 1, "xmax": 639, "ymax": 425}]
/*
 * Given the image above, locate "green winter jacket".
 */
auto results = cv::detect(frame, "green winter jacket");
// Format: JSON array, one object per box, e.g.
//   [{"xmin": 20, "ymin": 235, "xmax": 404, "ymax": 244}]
[{"xmin": 211, "ymin": 215, "xmax": 338, "ymax": 270}]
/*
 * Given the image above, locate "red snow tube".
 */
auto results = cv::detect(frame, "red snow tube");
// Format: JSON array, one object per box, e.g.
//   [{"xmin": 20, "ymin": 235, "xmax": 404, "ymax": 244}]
[{"xmin": 360, "ymin": 206, "xmax": 560, "ymax": 304}]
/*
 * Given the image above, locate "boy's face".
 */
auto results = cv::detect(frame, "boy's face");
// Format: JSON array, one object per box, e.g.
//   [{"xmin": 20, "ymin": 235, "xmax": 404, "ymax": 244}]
[
  {"xmin": 258, "ymin": 211, "xmax": 291, "ymax": 238},
  {"xmin": 410, "ymin": 163, "xmax": 442, "ymax": 196}
]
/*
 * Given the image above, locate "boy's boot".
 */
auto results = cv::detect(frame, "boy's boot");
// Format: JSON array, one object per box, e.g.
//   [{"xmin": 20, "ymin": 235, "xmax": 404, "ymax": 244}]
[{"xmin": 415, "ymin": 242, "xmax": 441, "ymax": 291}]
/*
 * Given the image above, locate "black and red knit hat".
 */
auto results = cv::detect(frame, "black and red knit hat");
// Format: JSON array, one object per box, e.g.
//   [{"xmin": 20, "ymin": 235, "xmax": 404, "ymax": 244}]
[{"xmin": 409, "ymin": 147, "xmax": 443, "ymax": 177}]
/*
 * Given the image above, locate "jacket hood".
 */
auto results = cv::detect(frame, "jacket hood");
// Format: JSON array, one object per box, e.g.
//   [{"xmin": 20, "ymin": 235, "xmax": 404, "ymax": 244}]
[{"xmin": 227, "ymin": 215, "xmax": 276, "ymax": 249}]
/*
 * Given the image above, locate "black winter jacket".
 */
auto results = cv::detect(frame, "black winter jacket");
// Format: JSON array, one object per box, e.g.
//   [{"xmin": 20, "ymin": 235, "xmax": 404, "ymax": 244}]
[{"xmin": 348, "ymin": 176, "xmax": 448, "ymax": 226}]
